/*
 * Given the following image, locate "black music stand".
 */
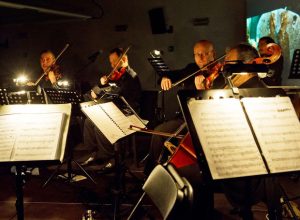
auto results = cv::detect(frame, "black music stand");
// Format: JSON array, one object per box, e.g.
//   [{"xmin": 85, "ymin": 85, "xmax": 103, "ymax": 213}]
[
  {"xmin": 148, "ymin": 57, "xmax": 170, "ymax": 121},
  {"xmin": 80, "ymin": 96, "xmax": 146, "ymax": 220},
  {"xmin": 288, "ymin": 49, "xmax": 300, "ymax": 79},
  {"xmin": 178, "ymin": 88, "xmax": 299, "ymax": 219},
  {"xmin": 2, "ymin": 88, "xmax": 46, "ymax": 105},
  {"xmin": 0, "ymin": 88, "xmax": 9, "ymax": 105},
  {"xmin": 0, "ymin": 104, "xmax": 71, "ymax": 220},
  {"xmin": 42, "ymin": 88, "xmax": 96, "ymax": 186}
]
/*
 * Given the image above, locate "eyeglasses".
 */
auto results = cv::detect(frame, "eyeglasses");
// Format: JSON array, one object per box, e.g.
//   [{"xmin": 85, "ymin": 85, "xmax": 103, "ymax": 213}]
[{"xmin": 194, "ymin": 51, "xmax": 213, "ymax": 57}]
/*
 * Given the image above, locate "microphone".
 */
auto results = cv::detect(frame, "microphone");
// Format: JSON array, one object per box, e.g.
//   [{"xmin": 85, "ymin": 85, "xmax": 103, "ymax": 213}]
[{"xmin": 88, "ymin": 50, "xmax": 103, "ymax": 62}]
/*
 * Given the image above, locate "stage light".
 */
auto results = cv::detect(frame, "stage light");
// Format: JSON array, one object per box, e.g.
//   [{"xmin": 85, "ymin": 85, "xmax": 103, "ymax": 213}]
[
  {"xmin": 150, "ymin": 49, "xmax": 163, "ymax": 58},
  {"xmin": 57, "ymin": 80, "xmax": 70, "ymax": 87},
  {"xmin": 13, "ymin": 75, "xmax": 28, "ymax": 86}
]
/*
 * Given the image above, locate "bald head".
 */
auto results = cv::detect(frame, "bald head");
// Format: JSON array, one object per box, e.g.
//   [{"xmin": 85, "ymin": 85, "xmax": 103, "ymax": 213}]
[{"xmin": 193, "ymin": 40, "xmax": 215, "ymax": 68}]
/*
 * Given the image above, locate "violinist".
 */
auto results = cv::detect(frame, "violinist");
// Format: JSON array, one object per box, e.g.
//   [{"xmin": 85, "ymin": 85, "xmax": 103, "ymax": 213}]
[
  {"xmin": 80, "ymin": 48, "xmax": 141, "ymax": 172},
  {"xmin": 220, "ymin": 43, "xmax": 282, "ymax": 220},
  {"xmin": 145, "ymin": 40, "xmax": 218, "ymax": 175},
  {"xmin": 144, "ymin": 40, "xmax": 218, "ymax": 220},
  {"xmin": 90, "ymin": 47, "xmax": 141, "ymax": 111},
  {"xmin": 27, "ymin": 50, "xmax": 62, "ymax": 89}
]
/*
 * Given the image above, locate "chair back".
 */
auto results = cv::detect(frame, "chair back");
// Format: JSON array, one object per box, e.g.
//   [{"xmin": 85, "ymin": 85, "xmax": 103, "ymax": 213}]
[{"xmin": 142, "ymin": 164, "xmax": 193, "ymax": 219}]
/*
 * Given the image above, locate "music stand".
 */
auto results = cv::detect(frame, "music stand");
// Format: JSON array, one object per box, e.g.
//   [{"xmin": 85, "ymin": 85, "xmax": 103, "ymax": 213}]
[
  {"xmin": 148, "ymin": 56, "xmax": 170, "ymax": 121},
  {"xmin": 0, "ymin": 88, "xmax": 9, "ymax": 105},
  {"xmin": 178, "ymin": 88, "xmax": 299, "ymax": 219},
  {"xmin": 0, "ymin": 103, "xmax": 71, "ymax": 220},
  {"xmin": 80, "ymin": 96, "xmax": 147, "ymax": 220},
  {"xmin": 288, "ymin": 49, "xmax": 300, "ymax": 79},
  {"xmin": 42, "ymin": 88, "xmax": 96, "ymax": 186}
]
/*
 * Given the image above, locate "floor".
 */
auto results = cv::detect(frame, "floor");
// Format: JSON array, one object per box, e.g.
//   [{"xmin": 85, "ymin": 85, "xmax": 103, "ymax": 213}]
[{"xmin": 1, "ymin": 136, "xmax": 300, "ymax": 220}]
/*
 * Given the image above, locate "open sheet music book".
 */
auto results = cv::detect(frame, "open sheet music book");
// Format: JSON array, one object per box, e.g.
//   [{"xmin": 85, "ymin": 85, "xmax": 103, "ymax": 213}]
[
  {"xmin": 81, "ymin": 97, "xmax": 146, "ymax": 144},
  {"xmin": 187, "ymin": 96, "xmax": 300, "ymax": 180},
  {"xmin": 0, "ymin": 104, "xmax": 71, "ymax": 163}
]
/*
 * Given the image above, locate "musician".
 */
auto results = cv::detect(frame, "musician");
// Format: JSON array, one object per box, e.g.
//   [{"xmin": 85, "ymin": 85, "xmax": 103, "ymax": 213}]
[
  {"xmin": 27, "ymin": 50, "xmax": 62, "ymax": 89},
  {"xmin": 89, "ymin": 48, "xmax": 141, "ymax": 111},
  {"xmin": 144, "ymin": 40, "xmax": 218, "ymax": 220},
  {"xmin": 81, "ymin": 48, "xmax": 142, "ymax": 171},
  {"xmin": 258, "ymin": 36, "xmax": 283, "ymax": 86},
  {"xmin": 145, "ymin": 40, "xmax": 218, "ymax": 175},
  {"xmin": 221, "ymin": 43, "xmax": 282, "ymax": 220}
]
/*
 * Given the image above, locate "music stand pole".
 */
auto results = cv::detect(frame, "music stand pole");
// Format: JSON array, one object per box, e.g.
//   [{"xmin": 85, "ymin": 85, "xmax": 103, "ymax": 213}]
[
  {"xmin": 113, "ymin": 141, "xmax": 122, "ymax": 220},
  {"xmin": 15, "ymin": 165, "xmax": 25, "ymax": 220}
]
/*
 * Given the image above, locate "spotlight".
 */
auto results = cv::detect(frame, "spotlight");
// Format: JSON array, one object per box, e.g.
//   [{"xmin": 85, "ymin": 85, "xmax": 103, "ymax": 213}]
[
  {"xmin": 150, "ymin": 49, "xmax": 163, "ymax": 58},
  {"xmin": 57, "ymin": 80, "xmax": 70, "ymax": 88},
  {"xmin": 13, "ymin": 75, "xmax": 28, "ymax": 86}
]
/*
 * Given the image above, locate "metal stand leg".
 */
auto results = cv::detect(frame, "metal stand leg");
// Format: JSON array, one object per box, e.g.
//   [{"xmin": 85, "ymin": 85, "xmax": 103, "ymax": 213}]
[
  {"xmin": 43, "ymin": 155, "xmax": 97, "ymax": 188},
  {"xmin": 15, "ymin": 165, "xmax": 25, "ymax": 220},
  {"xmin": 112, "ymin": 141, "xmax": 123, "ymax": 220},
  {"xmin": 279, "ymin": 183, "xmax": 298, "ymax": 220}
]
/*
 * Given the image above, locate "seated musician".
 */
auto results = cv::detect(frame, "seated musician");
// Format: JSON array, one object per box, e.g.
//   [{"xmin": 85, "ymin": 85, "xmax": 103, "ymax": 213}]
[
  {"xmin": 144, "ymin": 40, "xmax": 220, "ymax": 175},
  {"xmin": 258, "ymin": 36, "xmax": 283, "ymax": 86},
  {"xmin": 81, "ymin": 48, "xmax": 142, "ymax": 172},
  {"xmin": 145, "ymin": 43, "xmax": 282, "ymax": 220},
  {"xmin": 144, "ymin": 40, "xmax": 220, "ymax": 220},
  {"xmin": 217, "ymin": 43, "xmax": 282, "ymax": 220},
  {"xmin": 27, "ymin": 50, "xmax": 62, "ymax": 89}
]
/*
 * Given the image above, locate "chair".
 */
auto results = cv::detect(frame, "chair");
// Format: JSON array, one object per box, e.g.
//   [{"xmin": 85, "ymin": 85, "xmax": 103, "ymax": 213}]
[{"xmin": 127, "ymin": 164, "xmax": 193, "ymax": 220}]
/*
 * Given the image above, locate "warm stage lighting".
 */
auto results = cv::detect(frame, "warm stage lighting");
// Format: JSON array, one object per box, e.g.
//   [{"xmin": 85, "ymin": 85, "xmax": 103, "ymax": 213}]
[
  {"xmin": 150, "ymin": 49, "xmax": 163, "ymax": 58},
  {"xmin": 13, "ymin": 75, "xmax": 28, "ymax": 86},
  {"xmin": 57, "ymin": 80, "xmax": 70, "ymax": 88}
]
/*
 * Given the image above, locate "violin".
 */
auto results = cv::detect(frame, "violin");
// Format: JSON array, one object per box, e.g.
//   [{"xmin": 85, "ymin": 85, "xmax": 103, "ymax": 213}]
[
  {"xmin": 105, "ymin": 46, "xmax": 131, "ymax": 82},
  {"xmin": 44, "ymin": 64, "xmax": 62, "ymax": 81},
  {"xmin": 109, "ymin": 67, "xmax": 127, "ymax": 81},
  {"xmin": 202, "ymin": 62, "xmax": 223, "ymax": 89},
  {"xmin": 202, "ymin": 43, "xmax": 282, "ymax": 90}
]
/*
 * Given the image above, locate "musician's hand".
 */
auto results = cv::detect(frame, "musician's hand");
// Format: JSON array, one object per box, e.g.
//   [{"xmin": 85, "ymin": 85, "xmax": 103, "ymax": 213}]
[
  {"xmin": 161, "ymin": 77, "xmax": 172, "ymax": 91},
  {"xmin": 195, "ymin": 75, "xmax": 206, "ymax": 90},
  {"xmin": 48, "ymin": 71, "xmax": 57, "ymax": 84},
  {"xmin": 100, "ymin": 76, "xmax": 108, "ymax": 85},
  {"xmin": 91, "ymin": 90, "xmax": 98, "ymax": 99},
  {"xmin": 26, "ymin": 82, "xmax": 35, "ymax": 86}
]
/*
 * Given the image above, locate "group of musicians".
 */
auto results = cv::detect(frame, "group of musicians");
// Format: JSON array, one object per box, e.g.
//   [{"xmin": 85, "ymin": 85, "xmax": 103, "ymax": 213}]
[{"xmin": 35, "ymin": 37, "xmax": 284, "ymax": 220}]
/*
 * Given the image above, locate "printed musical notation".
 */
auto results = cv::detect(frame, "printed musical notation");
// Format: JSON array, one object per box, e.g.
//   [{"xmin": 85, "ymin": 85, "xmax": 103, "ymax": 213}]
[
  {"xmin": 188, "ymin": 98, "xmax": 267, "ymax": 179},
  {"xmin": 242, "ymin": 96, "xmax": 300, "ymax": 173},
  {"xmin": 81, "ymin": 101, "xmax": 145, "ymax": 144},
  {"xmin": 188, "ymin": 96, "xmax": 300, "ymax": 179},
  {"xmin": 0, "ymin": 113, "xmax": 65, "ymax": 162}
]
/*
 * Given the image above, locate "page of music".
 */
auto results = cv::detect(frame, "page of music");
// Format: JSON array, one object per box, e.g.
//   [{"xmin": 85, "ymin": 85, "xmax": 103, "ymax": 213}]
[
  {"xmin": 242, "ymin": 96, "xmax": 300, "ymax": 173},
  {"xmin": 81, "ymin": 101, "xmax": 145, "ymax": 144},
  {"xmin": 0, "ymin": 112, "xmax": 65, "ymax": 162}
]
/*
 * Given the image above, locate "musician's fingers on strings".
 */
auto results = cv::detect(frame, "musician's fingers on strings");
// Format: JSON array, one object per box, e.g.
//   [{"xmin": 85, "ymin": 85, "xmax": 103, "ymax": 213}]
[{"xmin": 194, "ymin": 75, "xmax": 205, "ymax": 90}]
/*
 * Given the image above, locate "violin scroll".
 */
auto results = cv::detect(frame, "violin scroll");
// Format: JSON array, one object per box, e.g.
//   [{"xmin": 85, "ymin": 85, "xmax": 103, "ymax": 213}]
[{"xmin": 251, "ymin": 43, "xmax": 281, "ymax": 65}]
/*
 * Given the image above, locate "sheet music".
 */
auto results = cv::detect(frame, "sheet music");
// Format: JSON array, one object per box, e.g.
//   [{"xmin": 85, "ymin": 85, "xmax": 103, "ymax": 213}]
[
  {"xmin": 0, "ymin": 112, "xmax": 65, "ymax": 162},
  {"xmin": 188, "ymin": 98, "xmax": 267, "ymax": 179},
  {"xmin": 81, "ymin": 101, "xmax": 146, "ymax": 144},
  {"xmin": 242, "ymin": 96, "xmax": 300, "ymax": 173},
  {"xmin": 82, "ymin": 103, "xmax": 125, "ymax": 144}
]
